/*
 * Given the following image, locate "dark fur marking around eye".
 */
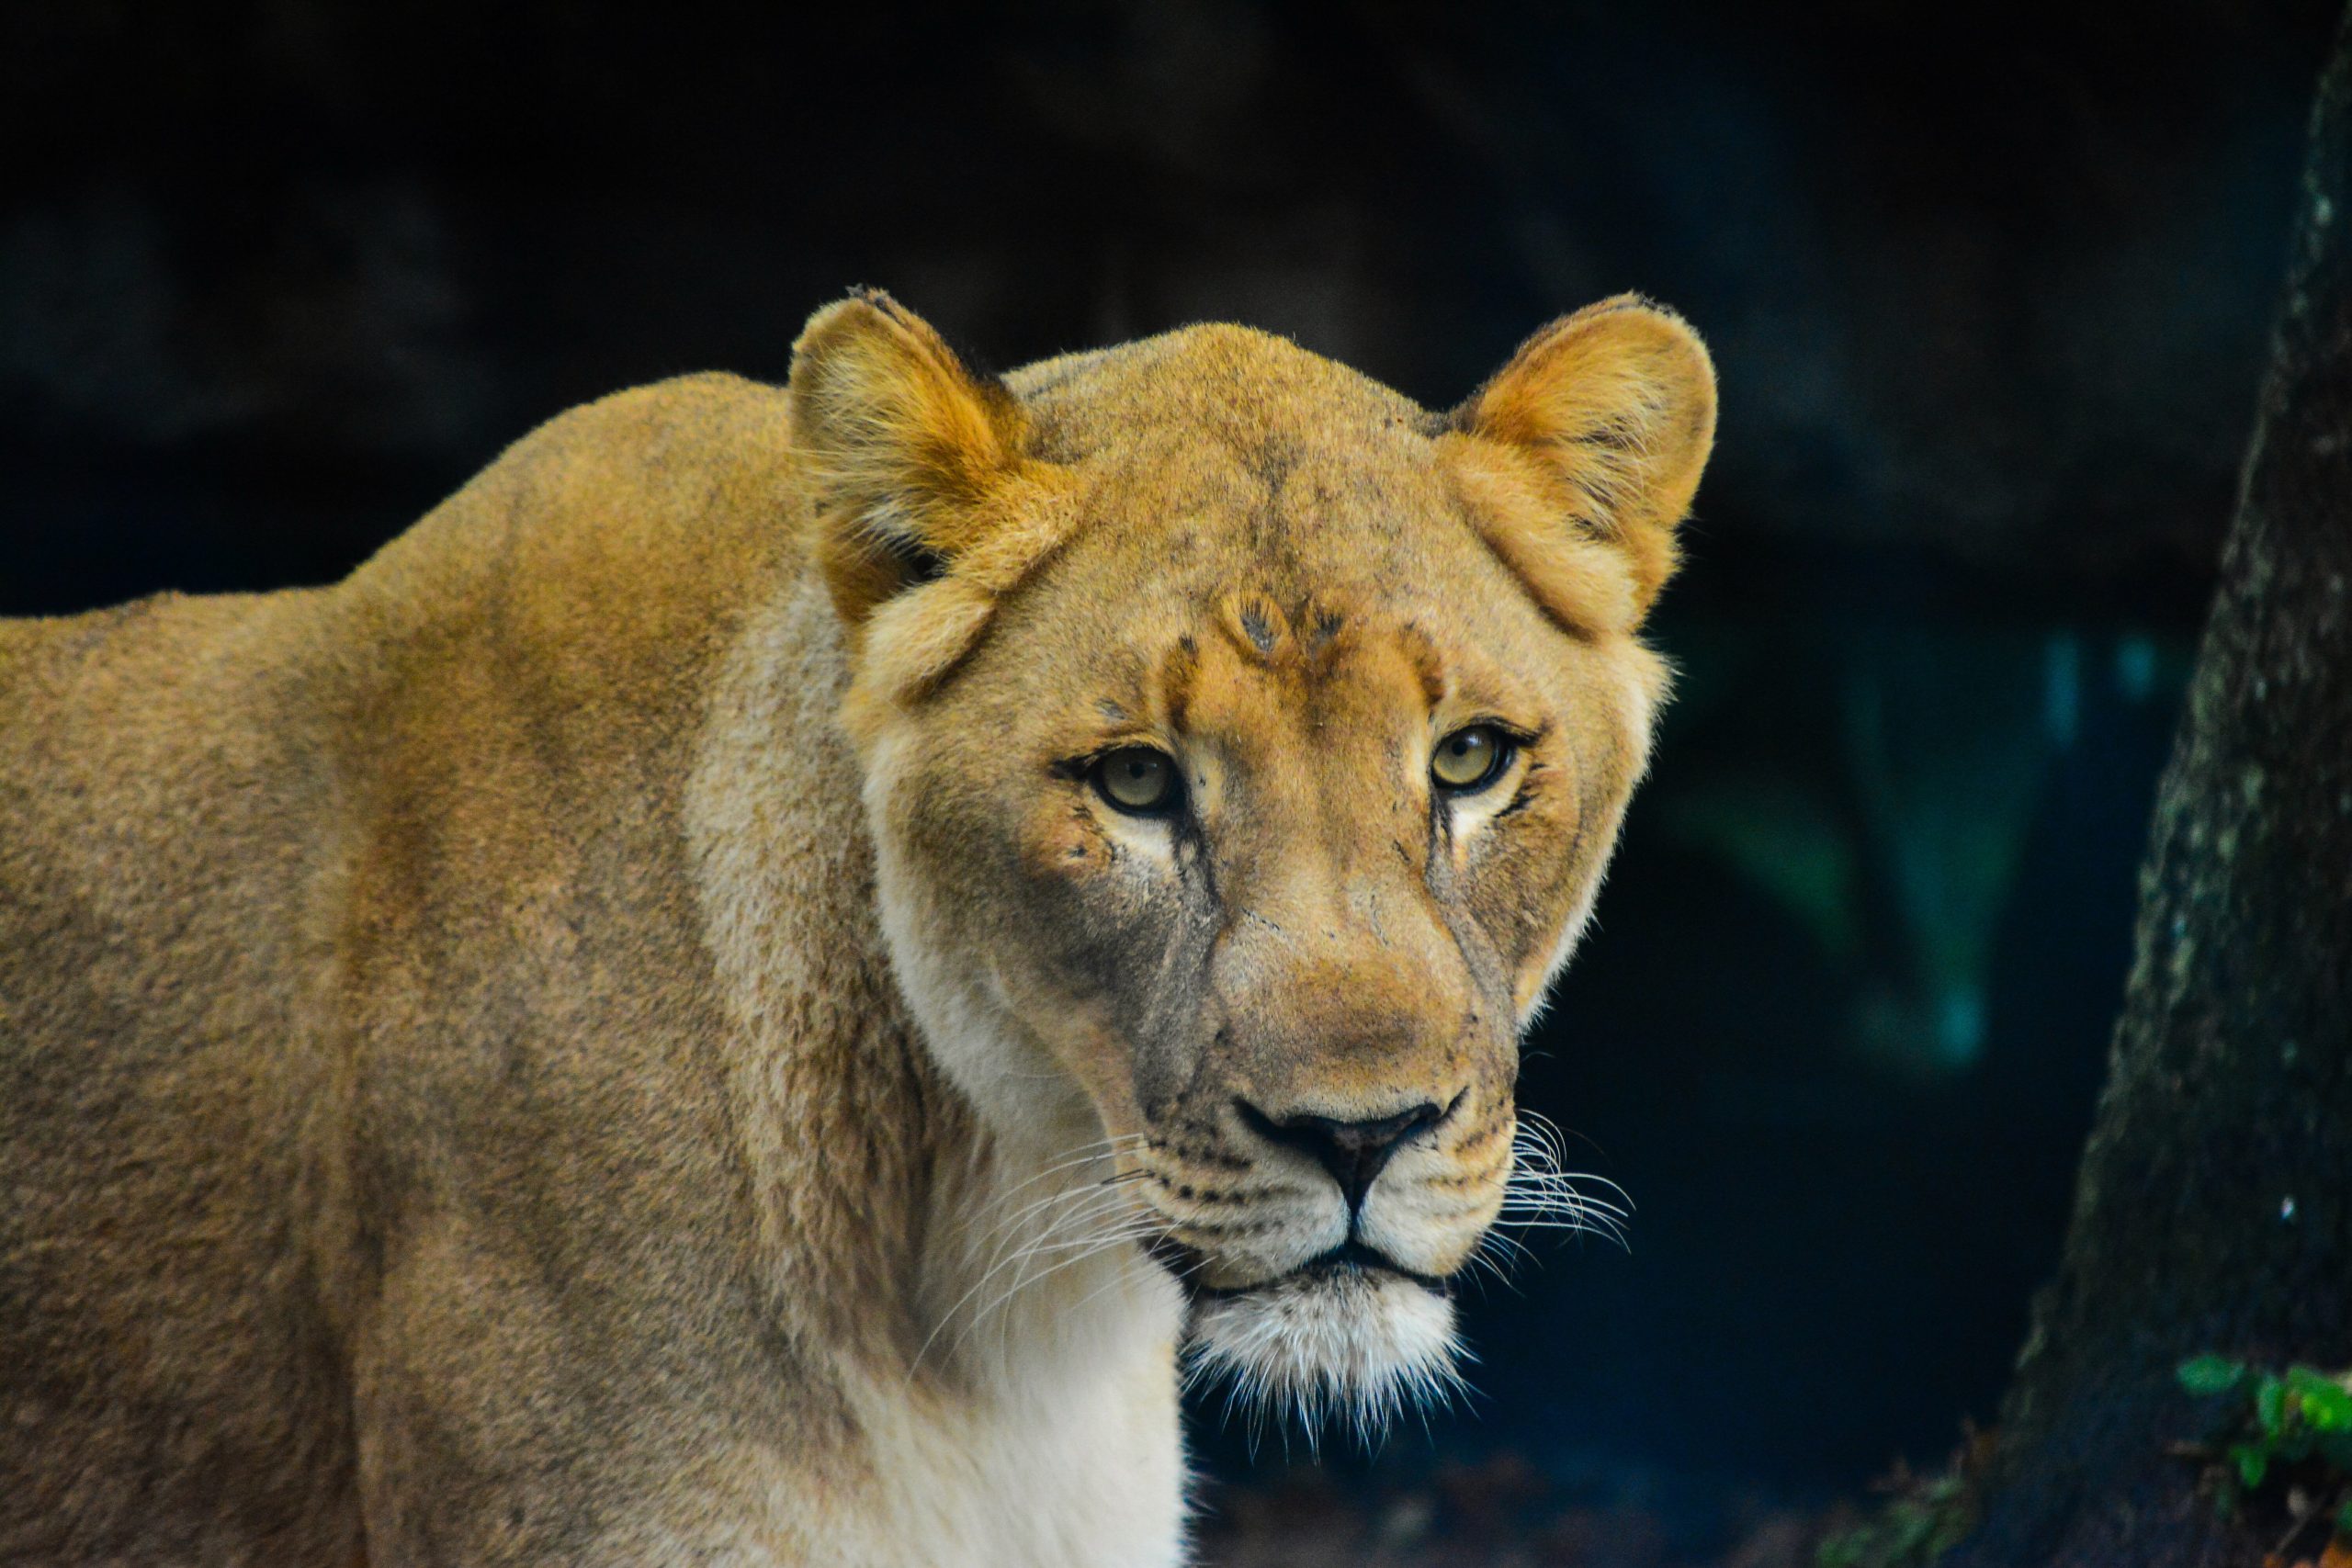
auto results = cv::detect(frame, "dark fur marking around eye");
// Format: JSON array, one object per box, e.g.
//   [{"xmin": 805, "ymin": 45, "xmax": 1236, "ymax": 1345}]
[
  {"xmin": 1419, "ymin": 792, "xmax": 1521, "ymax": 1027},
  {"xmin": 1175, "ymin": 817, "xmax": 1221, "ymax": 911},
  {"xmin": 1392, "ymin": 837, "xmax": 1420, "ymax": 874},
  {"xmin": 1479, "ymin": 761, "xmax": 1544, "ymax": 827}
]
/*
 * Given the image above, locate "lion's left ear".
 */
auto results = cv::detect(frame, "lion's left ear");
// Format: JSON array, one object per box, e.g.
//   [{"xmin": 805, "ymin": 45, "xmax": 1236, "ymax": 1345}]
[
  {"xmin": 787, "ymin": 288, "xmax": 1076, "ymax": 698},
  {"xmin": 1444, "ymin": 295, "xmax": 1716, "ymax": 631}
]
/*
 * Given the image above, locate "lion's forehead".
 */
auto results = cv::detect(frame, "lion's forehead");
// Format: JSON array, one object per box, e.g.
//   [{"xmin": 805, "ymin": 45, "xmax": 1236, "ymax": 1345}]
[
  {"xmin": 981, "ymin": 545, "xmax": 1585, "ymax": 744},
  {"xmin": 1076, "ymin": 424, "xmax": 1445, "ymax": 535},
  {"xmin": 986, "ymin": 453, "xmax": 1542, "ymax": 683}
]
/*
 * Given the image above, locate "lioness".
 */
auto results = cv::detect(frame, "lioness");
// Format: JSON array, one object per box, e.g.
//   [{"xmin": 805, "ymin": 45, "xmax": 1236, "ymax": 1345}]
[{"xmin": 0, "ymin": 289, "xmax": 1713, "ymax": 1565}]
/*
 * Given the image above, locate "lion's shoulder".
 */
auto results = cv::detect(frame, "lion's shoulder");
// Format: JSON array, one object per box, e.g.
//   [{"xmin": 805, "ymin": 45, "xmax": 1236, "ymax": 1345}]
[
  {"xmin": 389, "ymin": 369, "xmax": 802, "ymax": 561},
  {"xmin": 337, "ymin": 371, "xmax": 813, "ymax": 664}
]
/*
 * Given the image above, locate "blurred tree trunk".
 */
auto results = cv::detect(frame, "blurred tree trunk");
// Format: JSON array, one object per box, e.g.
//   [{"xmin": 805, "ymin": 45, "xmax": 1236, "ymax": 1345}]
[{"xmin": 1946, "ymin": 11, "xmax": 2352, "ymax": 1567}]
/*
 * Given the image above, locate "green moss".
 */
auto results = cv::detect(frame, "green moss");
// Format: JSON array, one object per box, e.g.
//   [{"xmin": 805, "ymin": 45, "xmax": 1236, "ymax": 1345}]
[
  {"xmin": 1815, "ymin": 1476, "xmax": 1974, "ymax": 1568},
  {"xmin": 1815, "ymin": 1437, "xmax": 1989, "ymax": 1568}
]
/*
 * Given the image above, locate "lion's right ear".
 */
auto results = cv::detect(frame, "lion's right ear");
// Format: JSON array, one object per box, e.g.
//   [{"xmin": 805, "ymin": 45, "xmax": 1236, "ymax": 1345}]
[
  {"xmin": 1442, "ymin": 295, "xmax": 1715, "ymax": 633},
  {"xmin": 787, "ymin": 290, "xmax": 1076, "ymax": 696}
]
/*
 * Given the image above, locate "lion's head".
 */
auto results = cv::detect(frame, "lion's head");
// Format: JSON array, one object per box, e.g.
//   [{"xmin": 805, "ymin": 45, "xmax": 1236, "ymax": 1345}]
[{"xmin": 786, "ymin": 290, "xmax": 1713, "ymax": 1427}]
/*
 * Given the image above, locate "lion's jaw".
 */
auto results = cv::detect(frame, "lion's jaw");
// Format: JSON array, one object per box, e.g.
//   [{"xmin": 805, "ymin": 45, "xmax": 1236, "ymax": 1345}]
[{"xmin": 1190, "ymin": 1268, "xmax": 1463, "ymax": 1435}]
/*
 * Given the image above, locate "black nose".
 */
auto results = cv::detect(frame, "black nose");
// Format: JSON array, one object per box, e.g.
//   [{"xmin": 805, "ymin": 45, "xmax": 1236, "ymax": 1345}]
[{"xmin": 1237, "ymin": 1100, "xmax": 1445, "ymax": 1213}]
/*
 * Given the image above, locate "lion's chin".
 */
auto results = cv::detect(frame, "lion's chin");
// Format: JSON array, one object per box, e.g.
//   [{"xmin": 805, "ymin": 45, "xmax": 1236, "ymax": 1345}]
[{"xmin": 1184, "ymin": 1262, "xmax": 1464, "ymax": 1439}]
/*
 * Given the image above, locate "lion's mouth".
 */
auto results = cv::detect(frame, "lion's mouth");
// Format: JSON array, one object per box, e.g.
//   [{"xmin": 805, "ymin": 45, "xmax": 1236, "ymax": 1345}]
[{"xmin": 1156, "ymin": 1235, "xmax": 1451, "ymax": 1300}]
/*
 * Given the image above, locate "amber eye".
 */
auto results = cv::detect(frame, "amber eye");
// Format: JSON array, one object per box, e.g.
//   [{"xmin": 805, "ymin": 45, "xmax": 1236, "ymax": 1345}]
[
  {"xmin": 1091, "ymin": 747, "xmax": 1182, "ymax": 816},
  {"xmin": 1431, "ymin": 725, "xmax": 1513, "ymax": 792}
]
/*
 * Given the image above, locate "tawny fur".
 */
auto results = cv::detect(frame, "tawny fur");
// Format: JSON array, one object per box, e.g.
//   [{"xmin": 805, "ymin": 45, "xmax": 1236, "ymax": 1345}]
[{"xmin": 0, "ymin": 289, "xmax": 1713, "ymax": 1566}]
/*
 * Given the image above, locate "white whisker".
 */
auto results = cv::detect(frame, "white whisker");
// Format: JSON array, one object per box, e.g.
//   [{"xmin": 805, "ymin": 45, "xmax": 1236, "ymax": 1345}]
[{"xmin": 907, "ymin": 1132, "xmax": 1159, "ymax": 1382}]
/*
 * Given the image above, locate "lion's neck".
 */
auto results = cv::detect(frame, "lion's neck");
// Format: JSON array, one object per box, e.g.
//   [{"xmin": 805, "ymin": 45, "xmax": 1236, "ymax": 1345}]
[
  {"xmin": 688, "ymin": 581, "xmax": 934, "ymax": 1350},
  {"xmin": 689, "ymin": 581, "xmax": 1181, "ymax": 1386},
  {"xmin": 906, "ymin": 1107, "xmax": 1182, "ymax": 1397}
]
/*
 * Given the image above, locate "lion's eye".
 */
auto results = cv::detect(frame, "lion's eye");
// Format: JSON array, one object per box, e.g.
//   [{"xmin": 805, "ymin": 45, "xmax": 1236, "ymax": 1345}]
[
  {"xmin": 1431, "ymin": 725, "xmax": 1512, "ymax": 793},
  {"xmin": 1091, "ymin": 747, "xmax": 1182, "ymax": 816}
]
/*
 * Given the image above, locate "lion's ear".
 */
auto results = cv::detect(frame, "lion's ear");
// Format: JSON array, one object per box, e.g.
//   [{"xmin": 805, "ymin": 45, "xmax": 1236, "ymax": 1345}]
[
  {"xmin": 1445, "ymin": 295, "xmax": 1715, "ymax": 630},
  {"xmin": 787, "ymin": 289, "xmax": 1070, "ymax": 637}
]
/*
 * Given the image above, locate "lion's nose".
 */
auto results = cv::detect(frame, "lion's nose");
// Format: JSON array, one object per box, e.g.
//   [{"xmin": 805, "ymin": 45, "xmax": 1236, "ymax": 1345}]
[{"xmin": 1237, "ymin": 1100, "xmax": 1445, "ymax": 1213}]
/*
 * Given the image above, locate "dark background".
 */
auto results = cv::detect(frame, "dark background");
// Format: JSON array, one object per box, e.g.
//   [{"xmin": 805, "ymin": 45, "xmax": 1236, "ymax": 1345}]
[{"xmin": 2, "ymin": 1, "xmax": 2335, "ymax": 1557}]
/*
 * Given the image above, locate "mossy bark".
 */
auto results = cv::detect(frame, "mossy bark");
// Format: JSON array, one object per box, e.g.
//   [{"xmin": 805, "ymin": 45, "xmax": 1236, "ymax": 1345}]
[{"xmin": 1947, "ymin": 12, "xmax": 2352, "ymax": 1567}]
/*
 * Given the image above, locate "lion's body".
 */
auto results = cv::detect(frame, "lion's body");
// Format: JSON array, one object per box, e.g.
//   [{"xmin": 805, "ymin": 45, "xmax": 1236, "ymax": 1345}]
[
  {"xmin": 0, "ymin": 293, "xmax": 1712, "ymax": 1565},
  {"xmin": 0, "ymin": 377, "xmax": 1182, "ymax": 1564}
]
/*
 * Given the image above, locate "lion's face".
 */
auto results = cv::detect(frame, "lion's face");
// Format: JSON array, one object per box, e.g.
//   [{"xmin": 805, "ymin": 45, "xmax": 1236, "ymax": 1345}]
[{"xmin": 786, "ymin": 293, "xmax": 1713, "ymax": 1425}]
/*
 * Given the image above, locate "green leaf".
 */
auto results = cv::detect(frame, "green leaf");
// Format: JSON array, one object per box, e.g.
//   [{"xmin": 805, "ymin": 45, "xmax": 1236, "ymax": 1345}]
[
  {"xmin": 2179, "ymin": 1356, "xmax": 2249, "ymax": 1397},
  {"xmin": 2257, "ymin": 1378, "xmax": 2290, "ymax": 1438},
  {"xmin": 2288, "ymin": 1369, "xmax": 2352, "ymax": 1432},
  {"xmin": 2231, "ymin": 1442, "xmax": 2270, "ymax": 1491},
  {"xmin": 2335, "ymin": 1494, "xmax": 2352, "ymax": 1540}
]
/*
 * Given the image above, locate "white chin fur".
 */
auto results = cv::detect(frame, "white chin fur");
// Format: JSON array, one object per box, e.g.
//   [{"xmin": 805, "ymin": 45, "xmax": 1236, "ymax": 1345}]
[{"xmin": 1186, "ymin": 1268, "xmax": 1465, "ymax": 1442}]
